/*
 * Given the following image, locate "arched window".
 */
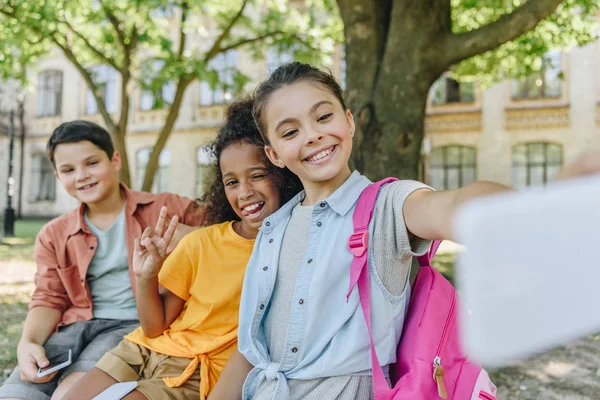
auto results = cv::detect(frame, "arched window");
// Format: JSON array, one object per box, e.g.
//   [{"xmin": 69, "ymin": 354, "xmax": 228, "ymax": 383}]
[
  {"xmin": 136, "ymin": 148, "xmax": 171, "ymax": 193},
  {"xmin": 199, "ymin": 50, "xmax": 238, "ymax": 106},
  {"xmin": 37, "ymin": 70, "xmax": 63, "ymax": 117},
  {"xmin": 266, "ymin": 45, "xmax": 296, "ymax": 76},
  {"xmin": 512, "ymin": 142, "xmax": 562, "ymax": 187},
  {"xmin": 429, "ymin": 145, "xmax": 476, "ymax": 190},
  {"xmin": 29, "ymin": 154, "xmax": 56, "ymax": 201},
  {"xmin": 86, "ymin": 65, "xmax": 117, "ymax": 114}
]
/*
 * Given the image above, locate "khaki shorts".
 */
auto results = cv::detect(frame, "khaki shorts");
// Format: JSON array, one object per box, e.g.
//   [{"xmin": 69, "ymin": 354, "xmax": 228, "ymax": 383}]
[{"xmin": 96, "ymin": 339, "xmax": 200, "ymax": 400}]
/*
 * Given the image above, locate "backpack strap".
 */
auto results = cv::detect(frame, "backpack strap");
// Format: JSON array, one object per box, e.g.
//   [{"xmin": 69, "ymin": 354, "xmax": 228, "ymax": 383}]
[
  {"xmin": 347, "ymin": 178, "xmax": 443, "ymax": 396},
  {"xmin": 346, "ymin": 178, "xmax": 397, "ymax": 396},
  {"xmin": 416, "ymin": 240, "xmax": 443, "ymax": 267}
]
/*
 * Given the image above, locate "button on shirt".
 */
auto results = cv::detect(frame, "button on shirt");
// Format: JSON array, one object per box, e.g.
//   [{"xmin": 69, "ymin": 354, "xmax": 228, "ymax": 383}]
[{"xmin": 238, "ymin": 172, "xmax": 412, "ymax": 399}]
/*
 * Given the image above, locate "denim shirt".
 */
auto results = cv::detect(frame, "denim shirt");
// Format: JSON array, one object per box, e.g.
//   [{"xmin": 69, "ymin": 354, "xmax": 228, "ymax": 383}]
[{"xmin": 238, "ymin": 172, "xmax": 412, "ymax": 399}]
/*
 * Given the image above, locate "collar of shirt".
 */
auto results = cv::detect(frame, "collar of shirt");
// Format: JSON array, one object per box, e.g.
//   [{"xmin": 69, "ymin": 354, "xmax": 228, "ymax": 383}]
[
  {"xmin": 261, "ymin": 171, "xmax": 370, "ymax": 233},
  {"xmin": 67, "ymin": 183, "xmax": 154, "ymax": 236}
]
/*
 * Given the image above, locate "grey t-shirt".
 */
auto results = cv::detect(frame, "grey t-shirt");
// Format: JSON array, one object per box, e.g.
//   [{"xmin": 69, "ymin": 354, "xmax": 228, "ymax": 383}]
[{"xmin": 84, "ymin": 207, "xmax": 138, "ymax": 320}]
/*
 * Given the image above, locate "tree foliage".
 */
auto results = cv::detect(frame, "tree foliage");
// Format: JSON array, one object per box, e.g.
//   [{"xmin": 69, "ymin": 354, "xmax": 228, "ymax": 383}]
[
  {"xmin": 450, "ymin": 0, "xmax": 598, "ymax": 86},
  {"xmin": 0, "ymin": 0, "xmax": 340, "ymax": 189}
]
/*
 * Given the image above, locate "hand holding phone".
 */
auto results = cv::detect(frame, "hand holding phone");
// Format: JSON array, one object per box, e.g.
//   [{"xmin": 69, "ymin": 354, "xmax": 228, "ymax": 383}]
[
  {"xmin": 37, "ymin": 349, "xmax": 72, "ymax": 378},
  {"xmin": 16, "ymin": 341, "xmax": 56, "ymax": 383}
]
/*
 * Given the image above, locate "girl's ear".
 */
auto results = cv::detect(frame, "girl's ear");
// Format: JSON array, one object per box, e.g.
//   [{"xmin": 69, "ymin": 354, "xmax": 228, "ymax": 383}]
[
  {"xmin": 264, "ymin": 145, "xmax": 284, "ymax": 168},
  {"xmin": 346, "ymin": 109, "xmax": 356, "ymax": 137}
]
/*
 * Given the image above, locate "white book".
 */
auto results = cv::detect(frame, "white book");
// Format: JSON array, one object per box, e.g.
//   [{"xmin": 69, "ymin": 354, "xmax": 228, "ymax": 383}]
[{"xmin": 453, "ymin": 173, "xmax": 600, "ymax": 366}]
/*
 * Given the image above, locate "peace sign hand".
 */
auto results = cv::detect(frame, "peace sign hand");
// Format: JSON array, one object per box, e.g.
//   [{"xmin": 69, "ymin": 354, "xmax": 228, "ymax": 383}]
[{"xmin": 133, "ymin": 206, "xmax": 179, "ymax": 280}]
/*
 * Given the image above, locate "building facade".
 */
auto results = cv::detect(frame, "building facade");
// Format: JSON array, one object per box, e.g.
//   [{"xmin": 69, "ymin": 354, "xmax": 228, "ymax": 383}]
[{"xmin": 1, "ymin": 36, "xmax": 599, "ymax": 217}]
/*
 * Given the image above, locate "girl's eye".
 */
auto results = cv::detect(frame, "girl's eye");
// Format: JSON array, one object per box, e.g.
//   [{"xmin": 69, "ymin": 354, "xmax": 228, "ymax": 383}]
[
  {"xmin": 62, "ymin": 169, "xmax": 73, "ymax": 174},
  {"xmin": 282, "ymin": 129, "xmax": 298, "ymax": 138},
  {"xmin": 88, "ymin": 161, "xmax": 98, "ymax": 166},
  {"xmin": 225, "ymin": 180, "xmax": 237, "ymax": 187},
  {"xmin": 252, "ymin": 174, "xmax": 265, "ymax": 180},
  {"xmin": 317, "ymin": 113, "xmax": 332, "ymax": 122}
]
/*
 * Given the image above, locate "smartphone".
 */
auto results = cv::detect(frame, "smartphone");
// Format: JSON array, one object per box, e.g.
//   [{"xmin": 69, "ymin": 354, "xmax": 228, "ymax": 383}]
[
  {"xmin": 454, "ymin": 173, "xmax": 600, "ymax": 366},
  {"xmin": 37, "ymin": 349, "xmax": 72, "ymax": 378},
  {"xmin": 92, "ymin": 381, "xmax": 138, "ymax": 400}
]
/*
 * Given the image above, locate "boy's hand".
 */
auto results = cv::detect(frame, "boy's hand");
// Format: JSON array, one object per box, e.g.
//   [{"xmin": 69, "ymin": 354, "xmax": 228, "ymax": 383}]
[
  {"xmin": 17, "ymin": 340, "xmax": 56, "ymax": 383},
  {"xmin": 133, "ymin": 206, "xmax": 178, "ymax": 280}
]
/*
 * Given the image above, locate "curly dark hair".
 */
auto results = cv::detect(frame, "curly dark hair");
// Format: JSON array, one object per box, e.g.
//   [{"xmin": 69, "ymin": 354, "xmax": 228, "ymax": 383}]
[{"xmin": 201, "ymin": 97, "xmax": 303, "ymax": 225}]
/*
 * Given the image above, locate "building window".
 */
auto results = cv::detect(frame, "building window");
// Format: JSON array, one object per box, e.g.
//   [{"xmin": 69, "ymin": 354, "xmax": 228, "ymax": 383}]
[
  {"xmin": 86, "ymin": 65, "xmax": 117, "ymax": 115},
  {"xmin": 199, "ymin": 50, "xmax": 238, "ymax": 106},
  {"xmin": 139, "ymin": 60, "xmax": 176, "ymax": 111},
  {"xmin": 511, "ymin": 51, "xmax": 562, "ymax": 100},
  {"xmin": 266, "ymin": 46, "xmax": 295, "ymax": 76},
  {"xmin": 429, "ymin": 145, "xmax": 476, "ymax": 190},
  {"xmin": 29, "ymin": 154, "xmax": 56, "ymax": 201},
  {"xmin": 36, "ymin": 70, "xmax": 63, "ymax": 117},
  {"xmin": 196, "ymin": 145, "xmax": 215, "ymax": 197},
  {"xmin": 135, "ymin": 148, "xmax": 171, "ymax": 193},
  {"xmin": 429, "ymin": 76, "xmax": 475, "ymax": 105},
  {"xmin": 512, "ymin": 142, "xmax": 562, "ymax": 187}
]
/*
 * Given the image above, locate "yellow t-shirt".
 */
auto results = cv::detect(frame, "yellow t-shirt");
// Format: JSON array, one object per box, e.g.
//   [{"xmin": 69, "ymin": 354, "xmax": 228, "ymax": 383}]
[{"xmin": 125, "ymin": 221, "xmax": 254, "ymax": 399}]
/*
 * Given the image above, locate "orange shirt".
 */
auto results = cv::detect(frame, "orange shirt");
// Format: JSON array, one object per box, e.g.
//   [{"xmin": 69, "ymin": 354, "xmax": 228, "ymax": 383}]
[
  {"xmin": 30, "ymin": 184, "xmax": 204, "ymax": 329},
  {"xmin": 125, "ymin": 221, "xmax": 254, "ymax": 400}
]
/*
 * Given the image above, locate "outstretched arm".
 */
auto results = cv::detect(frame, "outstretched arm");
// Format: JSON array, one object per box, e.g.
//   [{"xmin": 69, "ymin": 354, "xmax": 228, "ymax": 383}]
[
  {"xmin": 404, "ymin": 181, "xmax": 511, "ymax": 242},
  {"xmin": 405, "ymin": 151, "xmax": 600, "ymax": 242}
]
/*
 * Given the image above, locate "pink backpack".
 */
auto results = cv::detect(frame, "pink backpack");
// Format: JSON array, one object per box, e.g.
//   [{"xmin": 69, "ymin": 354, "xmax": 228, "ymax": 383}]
[{"xmin": 347, "ymin": 178, "xmax": 497, "ymax": 400}]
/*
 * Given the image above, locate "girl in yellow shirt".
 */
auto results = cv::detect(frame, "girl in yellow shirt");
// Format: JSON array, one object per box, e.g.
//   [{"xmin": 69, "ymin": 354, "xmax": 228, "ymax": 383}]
[{"xmin": 64, "ymin": 99, "xmax": 302, "ymax": 400}]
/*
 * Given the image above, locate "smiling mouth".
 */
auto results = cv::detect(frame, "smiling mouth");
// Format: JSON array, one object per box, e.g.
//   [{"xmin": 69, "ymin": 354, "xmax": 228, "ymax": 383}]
[
  {"xmin": 78, "ymin": 182, "xmax": 98, "ymax": 190},
  {"xmin": 241, "ymin": 201, "xmax": 265, "ymax": 219},
  {"xmin": 304, "ymin": 145, "xmax": 336, "ymax": 163}
]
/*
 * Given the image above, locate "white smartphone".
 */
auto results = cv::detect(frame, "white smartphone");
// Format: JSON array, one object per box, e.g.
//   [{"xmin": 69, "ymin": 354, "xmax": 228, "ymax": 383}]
[
  {"xmin": 92, "ymin": 381, "xmax": 138, "ymax": 400},
  {"xmin": 37, "ymin": 349, "xmax": 72, "ymax": 378},
  {"xmin": 454, "ymin": 173, "xmax": 600, "ymax": 366}
]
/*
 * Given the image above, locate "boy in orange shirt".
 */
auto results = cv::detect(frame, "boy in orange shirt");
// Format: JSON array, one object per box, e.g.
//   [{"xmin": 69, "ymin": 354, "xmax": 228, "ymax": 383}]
[{"xmin": 0, "ymin": 121, "xmax": 203, "ymax": 400}]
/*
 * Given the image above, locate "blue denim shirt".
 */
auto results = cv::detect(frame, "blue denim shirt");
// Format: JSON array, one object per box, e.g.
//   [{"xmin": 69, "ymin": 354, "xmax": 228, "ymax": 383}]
[{"xmin": 238, "ymin": 172, "xmax": 412, "ymax": 399}]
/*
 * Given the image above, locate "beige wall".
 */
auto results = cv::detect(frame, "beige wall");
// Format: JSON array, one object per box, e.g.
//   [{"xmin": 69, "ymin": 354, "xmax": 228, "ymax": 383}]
[{"xmin": 425, "ymin": 40, "xmax": 600, "ymax": 187}]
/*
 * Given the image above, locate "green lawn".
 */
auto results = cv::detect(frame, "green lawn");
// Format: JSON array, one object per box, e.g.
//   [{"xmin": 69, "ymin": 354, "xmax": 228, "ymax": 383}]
[
  {"xmin": 0, "ymin": 218, "xmax": 48, "ymax": 383},
  {"xmin": 0, "ymin": 218, "xmax": 50, "ymax": 262}
]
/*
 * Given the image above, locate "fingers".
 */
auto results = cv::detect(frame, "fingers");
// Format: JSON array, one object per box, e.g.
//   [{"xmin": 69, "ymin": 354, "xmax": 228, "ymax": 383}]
[
  {"xmin": 134, "ymin": 237, "xmax": 146, "ymax": 257},
  {"xmin": 30, "ymin": 346, "xmax": 49, "ymax": 368},
  {"xmin": 162, "ymin": 216, "xmax": 179, "ymax": 250},
  {"xmin": 154, "ymin": 206, "xmax": 168, "ymax": 236},
  {"xmin": 141, "ymin": 226, "xmax": 154, "ymax": 242},
  {"xmin": 144, "ymin": 238, "xmax": 163, "ymax": 262}
]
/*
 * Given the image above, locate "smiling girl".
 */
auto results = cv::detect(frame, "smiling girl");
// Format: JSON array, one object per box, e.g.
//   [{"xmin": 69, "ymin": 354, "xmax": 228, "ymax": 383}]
[{"xmin": 210, "ymin": 62, "xmax": 600, "ymax": 400}]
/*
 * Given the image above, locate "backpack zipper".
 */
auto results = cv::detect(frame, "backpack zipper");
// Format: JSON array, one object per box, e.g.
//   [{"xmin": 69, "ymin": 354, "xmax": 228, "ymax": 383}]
[{"xmin": 432, "ymin": 293, "xmax": 456, "ymax": 399}]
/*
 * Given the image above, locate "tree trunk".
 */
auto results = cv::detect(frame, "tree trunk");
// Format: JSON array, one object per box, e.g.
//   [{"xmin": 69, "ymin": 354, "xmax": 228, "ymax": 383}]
[
  {"xmin": 339, "ymin": 0, "xmax": 564, "ymax": 181},
  {"xmin": 141, "ymin": 78, "xmax": 192, "ymax": 192},
  {"xmin": 340, "ymin": 0, "xmax": 448, "ymax": 180}
]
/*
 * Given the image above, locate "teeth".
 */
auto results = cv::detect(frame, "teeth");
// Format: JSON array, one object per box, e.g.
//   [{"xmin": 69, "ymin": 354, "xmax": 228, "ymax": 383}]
[
  {"xmin": 243, "ymin": 202, "xmax": 263, "ymax": 212},
  {"xmin": 307, "ymin": 147, "xmax": 333, "ymax": 162}
]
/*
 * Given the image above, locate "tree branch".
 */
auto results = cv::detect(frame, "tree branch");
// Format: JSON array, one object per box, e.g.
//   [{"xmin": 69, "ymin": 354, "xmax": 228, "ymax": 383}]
[
  {"xmin": 447, "ymin": 0, "xmax": 564, "ymax": 64},
  {"xmin": 219, "ymin": 31, "xmax": 284, "ymax": 53},
  {"xmin": 101, "ymin": 3, "xmax": 128, "ymax": 53},
  {"xmin": 59, "ymin": 18, "xmax": 119, "ymax": 69},
  {"xmin": 206, "ymin": 0, "xmax": 249, "ymax": 60}
]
